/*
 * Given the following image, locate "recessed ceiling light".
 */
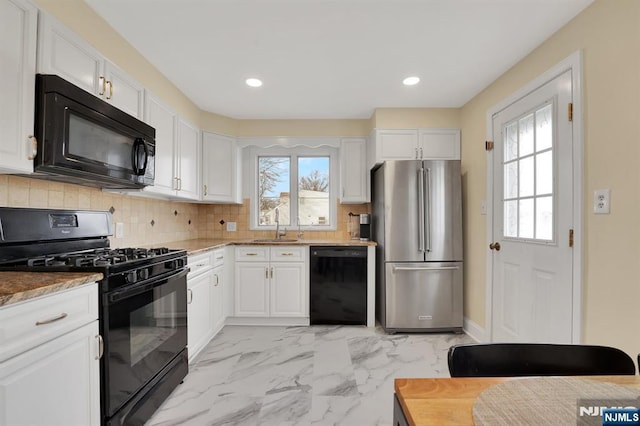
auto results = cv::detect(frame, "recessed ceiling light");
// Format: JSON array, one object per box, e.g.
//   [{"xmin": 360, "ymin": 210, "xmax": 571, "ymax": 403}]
[
  {"xmin": 403, "ymin": 76, "xmax": 420, "ymax": 86},
  {"xmin": 246, "ymin": 78, "xmax": 263, "ymax": 88}
]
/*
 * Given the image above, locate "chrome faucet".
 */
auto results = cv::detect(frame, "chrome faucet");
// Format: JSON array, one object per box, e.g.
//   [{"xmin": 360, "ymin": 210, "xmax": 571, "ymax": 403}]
[
  {"xmin": 297, "ymin": 216, "xmax": 304, "ymax": 239},
  {"xmin": 274, "ymin": 208, "xmax": 280, "ymax": 240}
]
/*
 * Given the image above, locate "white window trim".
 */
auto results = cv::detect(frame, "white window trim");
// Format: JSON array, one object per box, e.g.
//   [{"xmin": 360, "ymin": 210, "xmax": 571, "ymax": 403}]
[{"xmin": 246, "ymin": 145, "xmax": 339, "ymax": 231}]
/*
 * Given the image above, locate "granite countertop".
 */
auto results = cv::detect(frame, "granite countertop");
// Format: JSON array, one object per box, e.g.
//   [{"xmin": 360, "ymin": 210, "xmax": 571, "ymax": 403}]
[
  {"xmin": 0, "ymin": 271, "xmax": 103, "ymax": 308},
  {"xmin": 155, "ymin": 238, "xmax": 376, "ymax": 255}
]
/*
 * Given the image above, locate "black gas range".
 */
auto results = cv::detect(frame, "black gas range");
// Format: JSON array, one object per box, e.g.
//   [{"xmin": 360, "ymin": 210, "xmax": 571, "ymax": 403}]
[{"xmin": 0, "ymin": 207, "xmax": 189, "ymax": 426}]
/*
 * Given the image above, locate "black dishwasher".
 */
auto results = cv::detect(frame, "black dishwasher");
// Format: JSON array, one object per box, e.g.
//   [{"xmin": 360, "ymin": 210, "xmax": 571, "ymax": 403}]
[{"xmin": 310, "ymin": 246, "xmax": 367, "ymax": 325}]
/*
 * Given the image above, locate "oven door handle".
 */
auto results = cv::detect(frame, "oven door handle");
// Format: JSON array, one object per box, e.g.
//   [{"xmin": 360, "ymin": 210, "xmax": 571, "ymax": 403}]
[{"xmin": 108, "ymin": 268, "xmax": 188, "ymax": 303}]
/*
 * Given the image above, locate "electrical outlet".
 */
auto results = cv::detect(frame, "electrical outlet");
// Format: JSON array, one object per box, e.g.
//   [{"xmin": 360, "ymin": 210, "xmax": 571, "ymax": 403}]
[
  {"xmin": 115, "ymin": 222, "xmax": 124, "ymax": 238},
  {"xmin": 226, "ymin": 221, "xmax": 237, "ymax": 232},
  {"xmin": 593, "ymin": 189, "xmax": 610, "ymax": 214}
]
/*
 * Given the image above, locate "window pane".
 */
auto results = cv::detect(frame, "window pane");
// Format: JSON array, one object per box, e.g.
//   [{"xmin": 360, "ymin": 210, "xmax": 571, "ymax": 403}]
[
  {"xmin": 258, "ymin": 157, "xmax": 290, "ymax": 226},
  {"xmin": 536, "ymin": 151, "xmax": 553, "ymax": 195},
  {"xmin": 504, "ymin": 161, "xmax": 518, "ymax": 199},
  {"xmin": 536, "ymin": 196, "xmax": 553, "ymax": 240},
  {"xmin": 504, "ymin": 122, "xmax": 518, "ymax": 162},
  {"xmin": 536, "ymin": 104, "xmax": 552, "ymax": 152},
  {"xmin": 519, "ymin": 199, "xmax": 534, "ymax": 239},
  {"xmin": 504, "ymin": 200, "xmax": 518, "ymax": 238},
  {"xmin": 519, "ymin": 156, "xmax": 534, "ymax": 197},
  {"xmin": 298, "ymin": 156, "xmax": 330, "ymax": 226},
  {"xmin": 519, "ymin": 113, "xmax": 534, "ymax": 156}
]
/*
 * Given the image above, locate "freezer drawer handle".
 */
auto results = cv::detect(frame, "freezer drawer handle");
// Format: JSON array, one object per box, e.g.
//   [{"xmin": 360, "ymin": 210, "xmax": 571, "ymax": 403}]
[{"xmin": 392, "ymin": 266, "xmax": 460, "ymax": 272}]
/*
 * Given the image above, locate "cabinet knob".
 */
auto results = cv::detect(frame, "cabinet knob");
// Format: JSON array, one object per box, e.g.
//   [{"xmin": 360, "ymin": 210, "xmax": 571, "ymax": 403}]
[{"xmin": 489, "ymin": 242, "xmax": 501, "ymax": 251}]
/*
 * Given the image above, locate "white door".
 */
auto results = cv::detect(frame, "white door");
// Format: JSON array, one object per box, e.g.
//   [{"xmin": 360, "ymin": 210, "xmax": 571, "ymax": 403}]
[{"xmin": 490, "ymin": 70, "xmax": 574, "ymax": 343}]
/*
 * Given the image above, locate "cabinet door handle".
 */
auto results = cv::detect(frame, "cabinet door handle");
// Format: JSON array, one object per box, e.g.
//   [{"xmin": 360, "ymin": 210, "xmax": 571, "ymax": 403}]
[
  {"xmin": 106, "ymin": 80, "xmax": 113, "ymax": 99},
  {"xmin": 265, "ymin": 268, "xmax": 269, "ymax": 279},
  {"xmin": 27, "ymin": 135, "xmax": 37, "ymax": 160},
  {"xmin": 95, "ymin": 334, "xmax": 104, "ymax": 360},
  {"xmin": 216, "ymin": 256, "xmax": 224, "ymax": 260},
  {"xmin": 280, "ymin": 253, "xmax": 294, "ymax": 256},
  {"xmin": 98, "ymin": 76, "xmax": 106, "ymax": 95},
  {"xmin": 187, "ymin": 288, "xmax": 193, "ymax": 304},
  {"xmin": 195, "ymin": 263, "xmax": 206, "ymax": 267},
  {"xmin": 270, "ymin": 267, "xmax": 273, "ymax": 279},
  {"xmin": 245, "ymin": 253, "xmax": 258, "ymax": 256},
  {"xmin": 204, "ymin": 184, "xmax": 208, "ymax": 196},
  {"xmin": 214, "ymin": 274, "xmax": 220, "ymax": 286},
  {"xmin": 35, "ymin": 312, "xmax": 68, "ymax": 326}
]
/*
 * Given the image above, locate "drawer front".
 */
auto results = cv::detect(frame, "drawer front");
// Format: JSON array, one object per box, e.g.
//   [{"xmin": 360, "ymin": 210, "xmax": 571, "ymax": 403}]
[
  {"xmin": 271, "ymin": 246, "xmax": 305, "ymax": 262},
  {"xmin": 188, "ymin": 252, "xmax": 213, "ymax": 276},
  {"xmin": 0, "ymin": 283, "xmax": 98, "ymax": 362},
  {"xmin": 235, "ymin": 246, "xmax": 269, "ymax": 262},
  {"xmin": 211, "ymin": 248, "xmax": 225, "ymax": 267}
]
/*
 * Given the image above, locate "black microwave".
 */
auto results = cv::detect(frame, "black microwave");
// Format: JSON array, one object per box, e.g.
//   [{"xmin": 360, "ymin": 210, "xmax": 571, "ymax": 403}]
[{"xmin": 32, "ymin": 74, "xmax": 155, "ymax": 189}]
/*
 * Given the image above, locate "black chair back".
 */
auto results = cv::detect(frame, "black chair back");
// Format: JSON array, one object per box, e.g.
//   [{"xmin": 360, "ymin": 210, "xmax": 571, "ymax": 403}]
[{"xmin": 448, "ymin": 343, "xmax": 636, "ymax": 377}]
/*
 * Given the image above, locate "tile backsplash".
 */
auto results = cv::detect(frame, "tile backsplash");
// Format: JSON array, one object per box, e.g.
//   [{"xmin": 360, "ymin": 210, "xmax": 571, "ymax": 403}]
[{"xmin": 0, "ymin": 176, "xmax": 370, "ymax": 247}]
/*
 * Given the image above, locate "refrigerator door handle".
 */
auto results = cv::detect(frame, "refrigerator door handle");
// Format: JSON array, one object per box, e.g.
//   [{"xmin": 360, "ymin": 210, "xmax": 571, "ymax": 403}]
[
  {"xmin": 417, "ymin": 167, "xmax": 425, "ymax": 252},
  {"xmin": 425, "ymin": 167, "xmax": 432, "ymax": 252},
  {"xmin": 393, "ymin": 265, "xmax": 460, "ymax": 272}
]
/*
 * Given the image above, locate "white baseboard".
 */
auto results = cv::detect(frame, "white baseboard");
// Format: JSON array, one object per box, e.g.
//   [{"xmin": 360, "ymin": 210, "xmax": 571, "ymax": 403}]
[{"xmin": 463, "ymin": 317, "xmax": 486, "ymax": 342}]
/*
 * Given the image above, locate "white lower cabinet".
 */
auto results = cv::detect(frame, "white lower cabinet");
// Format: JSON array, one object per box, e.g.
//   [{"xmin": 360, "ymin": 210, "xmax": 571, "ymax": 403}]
[
  {"xmin": 0, "ymin": 283, "xmax": 100, "ymax": 426},
  {"xmin": 233, "ymin": 246, "xmax": 308, "ymax": 323},
  {"xmin": 187, "ymin": 248, "xmax": 226, "ymax": 362}
]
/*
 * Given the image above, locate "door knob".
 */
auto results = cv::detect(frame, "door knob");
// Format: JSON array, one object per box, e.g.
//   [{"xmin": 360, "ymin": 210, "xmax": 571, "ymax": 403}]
[{"xmin": 489, "ymin": 242, "xmax": 501, "ymax": 251}]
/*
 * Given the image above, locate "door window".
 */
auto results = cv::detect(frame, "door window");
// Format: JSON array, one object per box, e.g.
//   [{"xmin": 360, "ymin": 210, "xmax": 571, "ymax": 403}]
[{"xmin": 502, "ymin": 102, "xmax": 555, "ymax": 242}]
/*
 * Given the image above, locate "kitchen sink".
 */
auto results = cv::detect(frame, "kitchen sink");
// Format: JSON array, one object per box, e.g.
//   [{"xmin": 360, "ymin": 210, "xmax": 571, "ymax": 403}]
[{"xmin": 251, "ymin": 238, "xmax": 299, "ymax": 243}]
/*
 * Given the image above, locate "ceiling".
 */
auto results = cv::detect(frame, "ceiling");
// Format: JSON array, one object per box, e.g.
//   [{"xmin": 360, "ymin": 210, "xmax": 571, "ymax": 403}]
[{"xmin": 84, "ymin": 0, "xmax": 593, "ymax": 120}]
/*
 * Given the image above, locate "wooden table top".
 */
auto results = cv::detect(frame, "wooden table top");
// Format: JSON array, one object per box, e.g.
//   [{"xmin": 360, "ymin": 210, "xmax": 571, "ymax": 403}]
[{"xmin": 394, "ymin": 376, "xmax": 640, "ymax": 425}]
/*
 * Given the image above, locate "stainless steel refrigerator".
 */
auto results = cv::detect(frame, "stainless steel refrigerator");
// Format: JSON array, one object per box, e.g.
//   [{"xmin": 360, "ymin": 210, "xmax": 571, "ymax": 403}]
[{"xmin": 372, "ymin": 160, "xmax": 463, "ymax": 333}]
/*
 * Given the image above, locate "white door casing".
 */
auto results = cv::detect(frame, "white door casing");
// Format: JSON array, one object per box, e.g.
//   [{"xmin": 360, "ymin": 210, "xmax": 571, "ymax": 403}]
[{"xmin": 485, "ymin": 52, "xmax": 583, "ymax": 344}]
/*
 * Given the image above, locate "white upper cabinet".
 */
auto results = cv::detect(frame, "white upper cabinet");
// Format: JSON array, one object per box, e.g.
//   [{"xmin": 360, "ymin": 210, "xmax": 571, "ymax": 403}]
[
  {"xmin": 376, "ymin": 129, "xmax": 419, "ymax": 161},
  {"xmin": 340, "ymin": 137, "xmax": 369, "ymax": 204},
  {"xmin": 142, "ymin": 93, "xmax": 200, "ymax": 200},
  {"xmin": 176, "ymin": 118, "xmax": 200, "ymax": 200},
  {"xmin": 201, "ymin": 132, "xmax": 242, "ymax": 203},
  {"xmin": 370, "ymin": 128, "xmax": 461, "ymax": 167},
  {"xmin": 0, "ymin": 0, "xmax": 38, "ymax": 174},
  {"xmin": 143, "ymin": 91, "xmax": 177, "ymax": 197},
  {"xmin": 418, "ymin": 129, "xmax": 461, "ymax": 160},
  {"xmin": 37, "ymin": 11, "xmax": 144, "ymax": 119},
  {"xmin": 102, "ymin": 60, "xmax": 145, "ymax": 119}
]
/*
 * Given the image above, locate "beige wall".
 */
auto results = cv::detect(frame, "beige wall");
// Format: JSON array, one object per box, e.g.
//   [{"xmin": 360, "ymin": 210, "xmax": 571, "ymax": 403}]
[
  {"xmin": 34, "ymin": 0, "xmax": 201, "ymax": 124},
  {"xmin": 235, "ymin": 119, "xmax": 370, "ymax": 137},
  {"xmin": 372, "ymin": 108, "xmax": 461, "ymax": 129},
  {"xmin": 21, "ymin": 0, "xmax": 640, "ymax": 358},
  {"xmin": 460, "ymin": 0, "xmax": 640, "ymax": 357}
]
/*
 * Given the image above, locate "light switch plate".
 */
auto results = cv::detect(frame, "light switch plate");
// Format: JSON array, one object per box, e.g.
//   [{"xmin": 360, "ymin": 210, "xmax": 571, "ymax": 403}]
[
  {"xmin": 226, "ymin": 221, "xmax": 237, "ymax": 232},
  {"xmin": 593, "ymin": 189, "xmax": 610, "ymax": 214}
]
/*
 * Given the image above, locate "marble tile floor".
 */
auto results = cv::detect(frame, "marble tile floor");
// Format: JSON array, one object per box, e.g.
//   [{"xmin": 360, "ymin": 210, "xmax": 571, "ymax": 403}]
[{"xmin": 147, "ymin": 325, "xmax": 474, "ymax": 426}]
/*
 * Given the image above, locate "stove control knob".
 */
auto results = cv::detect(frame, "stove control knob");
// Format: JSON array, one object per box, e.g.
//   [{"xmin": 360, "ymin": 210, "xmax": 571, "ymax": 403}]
[
  {"xmin": 138, "ymin": 268, "xmax": 149, "ymax": 281},
  {"xmin": 126, "ymin": 271, "xmax": 137, "ymax": 284}
]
